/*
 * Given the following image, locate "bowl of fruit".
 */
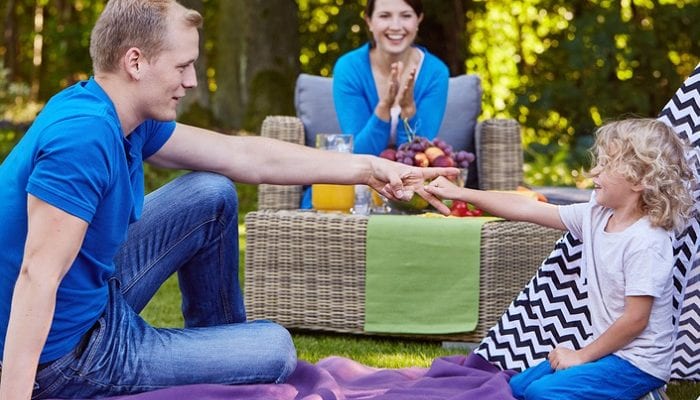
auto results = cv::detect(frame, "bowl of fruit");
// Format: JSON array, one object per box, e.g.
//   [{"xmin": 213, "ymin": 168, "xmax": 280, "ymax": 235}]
[{"xmin": 379, "ymin": 137, "xmax": 475, "ymax": 213}]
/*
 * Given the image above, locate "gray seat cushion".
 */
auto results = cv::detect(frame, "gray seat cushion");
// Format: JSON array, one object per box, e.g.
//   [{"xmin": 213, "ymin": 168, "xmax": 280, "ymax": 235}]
[
  {"xmin": 294, "ymin": 74, "xmax": 341, "ymax": 147},
  {"xmin": 436, "ymin": 74, "xmax": 482, "ymax": 155},
  {"xmin": 294, "ymin": 73, "xmax": 482, "ymax": 152}
]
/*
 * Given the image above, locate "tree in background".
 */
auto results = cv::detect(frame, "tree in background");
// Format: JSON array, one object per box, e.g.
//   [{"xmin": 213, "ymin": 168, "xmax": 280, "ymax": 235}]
[
  {"xmin": 298, "ymin": 0, "xmax": 469, "ymax": 76},
  {"xmin": 212, "ymin": 0, "xmax": 299, "ymax": 132},
  {"xmin": 1, "ymin": 0, "xmax": 698, "ymax": 188},
  {"xmin": 1, "ymin": 0, "xmax": 101, "ymax": 101},
  {"xmin": 466, "ymin": 0, "xmax": 699, "ymax": 185}
]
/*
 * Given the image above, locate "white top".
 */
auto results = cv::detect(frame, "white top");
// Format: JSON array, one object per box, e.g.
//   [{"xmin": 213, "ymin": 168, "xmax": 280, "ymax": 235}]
[
  {"xmin": 389, "ymin": 49, "xmax": 426, "ymax": 145},
  {"xmin": 559, "ymin": 198, "xmax": 676, "ymax": 381}
]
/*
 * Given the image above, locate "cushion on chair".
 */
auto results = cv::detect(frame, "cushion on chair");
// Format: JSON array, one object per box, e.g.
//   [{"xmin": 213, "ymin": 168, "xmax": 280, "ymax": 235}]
[
  {"xmin": 294, "ymin": 73, "xmax": 482, "ymax": 152},
  {"xmin": 436, "ymin": 74, "xmax": 482, "ymax": 156},
  {"xmin": 294, "ymin": 74, "xmax": 341, "ymax": 147}
]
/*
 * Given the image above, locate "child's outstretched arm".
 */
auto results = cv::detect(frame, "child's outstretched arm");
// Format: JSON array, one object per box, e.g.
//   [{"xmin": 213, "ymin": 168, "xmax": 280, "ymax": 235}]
[
  {"xmin": 425, "ymin": 176, "xmax": 566, "ymax": 230},
  {"xmin": 548, "ymin": 295, "xmax": 653, "ymax": 370}
]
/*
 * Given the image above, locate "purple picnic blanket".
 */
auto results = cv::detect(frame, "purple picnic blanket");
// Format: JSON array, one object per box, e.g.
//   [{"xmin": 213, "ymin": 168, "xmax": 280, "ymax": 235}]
[{"xmin": 100, "ymin": 353, "xmax": 516, "ymax": 400}]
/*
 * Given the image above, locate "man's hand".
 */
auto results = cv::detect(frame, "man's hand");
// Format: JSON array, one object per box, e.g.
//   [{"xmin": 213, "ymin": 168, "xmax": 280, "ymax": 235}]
[
  {"xmin": 367, "ymin": 158, "xmax": 459, "ymax": 215},
  {"xmin": 548, "ymin": 346, "xmax": 585, "ymax": 370}
]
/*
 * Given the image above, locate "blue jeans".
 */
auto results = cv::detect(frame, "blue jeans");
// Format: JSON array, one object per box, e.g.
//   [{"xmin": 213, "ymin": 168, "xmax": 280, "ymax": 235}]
[
  {"xmin": 31, "ymin": 172, "xmax": 297, "ymax": 399},
  {"xmin": 509, "ymin": 354, "xmax": 665, "ymax": 400}
]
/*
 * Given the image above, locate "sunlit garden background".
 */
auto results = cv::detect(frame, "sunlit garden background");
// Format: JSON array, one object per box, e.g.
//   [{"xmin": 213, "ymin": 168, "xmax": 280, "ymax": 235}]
[{"xmin": 1, "ymin": 0, "xmax": 698, "ymax": 397}]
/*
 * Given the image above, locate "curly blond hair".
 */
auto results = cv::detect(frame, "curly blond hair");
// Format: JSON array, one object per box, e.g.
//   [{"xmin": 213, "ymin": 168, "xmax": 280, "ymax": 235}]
[
  {"xmin": 592, "ymin": 118, "xmax": 695, "ymax": 231},
  {"xmin": 90, "ymin": 0, "xmax": 202, "ymax": 73}
]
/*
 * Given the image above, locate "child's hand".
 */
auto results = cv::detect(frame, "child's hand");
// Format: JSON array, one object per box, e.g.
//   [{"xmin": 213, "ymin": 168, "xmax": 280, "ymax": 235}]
[
  {"xmin": 548, "ymin": 346, "xmax": 585, "ymax": 370},
  {"xmin": 424, "ymin": 176, "xmax": 462, "ymax": 200}
]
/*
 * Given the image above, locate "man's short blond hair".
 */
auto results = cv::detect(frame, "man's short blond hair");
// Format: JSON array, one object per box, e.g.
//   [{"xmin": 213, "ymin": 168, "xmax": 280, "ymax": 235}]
[{"xmin": 89, "ymin": 0, "xmax": 202, "ymax": 73}]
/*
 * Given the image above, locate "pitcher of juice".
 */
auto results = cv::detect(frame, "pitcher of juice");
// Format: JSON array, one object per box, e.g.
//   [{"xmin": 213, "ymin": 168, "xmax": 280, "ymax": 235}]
[{"xmin": 312, "ymin": 134, "xmax": 355, "ymax": 213}]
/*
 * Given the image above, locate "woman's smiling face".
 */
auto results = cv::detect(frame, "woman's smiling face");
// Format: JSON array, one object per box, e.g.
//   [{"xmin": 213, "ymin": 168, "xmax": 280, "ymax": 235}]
[{"xmin": 365, "ymin": 0, "xmax": 423, "ymax": 55}]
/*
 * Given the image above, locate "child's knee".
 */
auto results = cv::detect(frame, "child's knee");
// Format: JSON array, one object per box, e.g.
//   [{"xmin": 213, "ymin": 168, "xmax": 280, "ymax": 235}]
[
  {"xmin": 509, "ymin": 360, "xmax": 555, "ymax": 400},
  {"xmin": 509, "ymin": 373, "xmax": 528, "ymax": 399}
]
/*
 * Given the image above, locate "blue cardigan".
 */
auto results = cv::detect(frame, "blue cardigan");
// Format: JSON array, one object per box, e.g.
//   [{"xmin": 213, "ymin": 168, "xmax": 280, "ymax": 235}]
[
  {"xmin": 301, "ymin": 44, "xmax": 449, "ymax": 209},
  {"xmin": 332, "ymin": 43, "xmax": 449, "ymax": 155}
]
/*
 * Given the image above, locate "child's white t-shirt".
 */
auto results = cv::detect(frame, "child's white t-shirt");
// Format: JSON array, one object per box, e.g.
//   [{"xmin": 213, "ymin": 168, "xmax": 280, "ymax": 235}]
[{"xmin": 559, "ymin": 198, "xmax": 675, "ymax": 382}]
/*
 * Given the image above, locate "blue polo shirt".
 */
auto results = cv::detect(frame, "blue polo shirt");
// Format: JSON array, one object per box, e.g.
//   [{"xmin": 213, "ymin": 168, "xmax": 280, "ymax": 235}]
[{"xmin": 0, "ymin": 78, "xmax": 174, "ymax": 363}]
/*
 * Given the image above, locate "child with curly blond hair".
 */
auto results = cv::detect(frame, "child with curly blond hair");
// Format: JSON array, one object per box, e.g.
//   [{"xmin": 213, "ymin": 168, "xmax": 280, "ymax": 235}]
[{"xmin": 425, "ymin": 118, "xmax": 695, "ymax": 400}]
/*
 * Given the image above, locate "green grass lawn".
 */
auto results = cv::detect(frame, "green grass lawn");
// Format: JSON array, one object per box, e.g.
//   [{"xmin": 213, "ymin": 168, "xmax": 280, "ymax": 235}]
[{"xmin": 140, "ymin": 226, "xmax": 699, "ymax": 399}]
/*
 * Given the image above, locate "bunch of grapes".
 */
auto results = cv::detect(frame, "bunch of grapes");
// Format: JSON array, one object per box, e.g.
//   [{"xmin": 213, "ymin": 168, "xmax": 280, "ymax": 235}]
[{"xmin": 380, "ymin": 136, "xmax": 475, "ymax": 169}]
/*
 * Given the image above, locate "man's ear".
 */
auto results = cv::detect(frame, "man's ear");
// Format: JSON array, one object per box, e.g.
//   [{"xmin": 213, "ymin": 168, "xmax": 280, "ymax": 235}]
[{"xmin": 124, "ymin": 47, "xmax": 142, "ymax": 80}]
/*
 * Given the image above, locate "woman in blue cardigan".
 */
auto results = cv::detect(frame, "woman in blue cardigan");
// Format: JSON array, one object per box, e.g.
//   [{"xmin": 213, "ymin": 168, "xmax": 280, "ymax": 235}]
[
  {"xmin": 334, "ymin": 0, "xmax": 449, "ymax": 156},
  {"xmin": 302, "ymin": 0, "xmax": 448, "ymax": 209}
]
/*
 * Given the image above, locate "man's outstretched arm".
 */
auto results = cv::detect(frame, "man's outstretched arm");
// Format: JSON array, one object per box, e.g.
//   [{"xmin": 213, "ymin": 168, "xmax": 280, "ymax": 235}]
[{"xmin": 146, "ymin": 123, "xmax": 460, "ymax": 214}]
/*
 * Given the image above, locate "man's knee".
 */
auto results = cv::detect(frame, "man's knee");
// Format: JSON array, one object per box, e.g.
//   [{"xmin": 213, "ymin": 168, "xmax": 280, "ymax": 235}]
[
  {"xmin": 256, "ymin": 322, "xmax": 297, "ymax": 383},
  {"xmin": 184, "ymin": 172, "xmax": 238, "ymax": 217},
  {"xmin": 187, "ymin": 171, "xmax": 237, "ymax": 201}
]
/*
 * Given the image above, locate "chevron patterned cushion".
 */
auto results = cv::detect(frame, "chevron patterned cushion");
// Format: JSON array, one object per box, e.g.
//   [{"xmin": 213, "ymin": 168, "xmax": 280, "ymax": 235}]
[{"xmin": 475, "ymin": 63, "xmax": 700, "ymax": 381}]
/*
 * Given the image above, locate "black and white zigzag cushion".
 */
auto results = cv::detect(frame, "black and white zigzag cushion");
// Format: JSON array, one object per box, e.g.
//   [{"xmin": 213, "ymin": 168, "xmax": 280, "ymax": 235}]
[
  {"xmin": 475, "ymin": 63, "xmax": 700, "ymax": 381},
  {"xmin": 658, "ymin": 65, "xmax": 700, "ymax": 380}
]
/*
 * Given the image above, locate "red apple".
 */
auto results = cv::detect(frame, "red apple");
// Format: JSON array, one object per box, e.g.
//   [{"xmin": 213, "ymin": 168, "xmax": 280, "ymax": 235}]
[{"xmin": 431, "ymin": 154, "xmax": 455, "ymax": 168}]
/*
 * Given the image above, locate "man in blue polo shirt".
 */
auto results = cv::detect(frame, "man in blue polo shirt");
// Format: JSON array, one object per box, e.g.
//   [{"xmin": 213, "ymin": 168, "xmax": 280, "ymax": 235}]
[{"xmin": 0, "ymin": 1, "xmax": 456, "ymax": 398}]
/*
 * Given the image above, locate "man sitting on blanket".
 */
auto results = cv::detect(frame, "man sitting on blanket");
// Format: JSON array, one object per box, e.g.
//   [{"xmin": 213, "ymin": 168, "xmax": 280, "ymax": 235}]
[{"xmin": 0, "ymin": 1, "xmax": 457, "ymax": 398}]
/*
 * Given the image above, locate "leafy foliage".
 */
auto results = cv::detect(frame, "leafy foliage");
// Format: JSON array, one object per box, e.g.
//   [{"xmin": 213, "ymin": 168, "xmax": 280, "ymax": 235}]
[
  {"xmin": 465, "ymin": 0, "xmax": 699, "ymax": 186},
  {"xmin": 1, "ymin": 0, "xmax": 699, "ymax": 189},
  {"xmin": 298, "ymin": 0, "xmax": 366, "ymax": 76}
]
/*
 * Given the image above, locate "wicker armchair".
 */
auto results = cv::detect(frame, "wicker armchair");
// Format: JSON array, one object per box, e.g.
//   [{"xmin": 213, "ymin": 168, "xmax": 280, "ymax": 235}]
[{"xmin": 245, "ymin": 114, "xmax": 565, "ymax": 342}]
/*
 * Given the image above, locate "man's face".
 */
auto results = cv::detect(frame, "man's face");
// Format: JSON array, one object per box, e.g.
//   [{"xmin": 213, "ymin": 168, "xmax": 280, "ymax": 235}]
[{"xmin": 138, "ymin": 16, "xmax": 199, "ymax": 122}]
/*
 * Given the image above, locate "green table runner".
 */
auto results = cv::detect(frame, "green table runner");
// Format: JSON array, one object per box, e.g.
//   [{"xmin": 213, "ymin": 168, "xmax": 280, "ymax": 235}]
[{"xmin": 364, "ymin": 214, "xmax": 497, "ymax": 334}]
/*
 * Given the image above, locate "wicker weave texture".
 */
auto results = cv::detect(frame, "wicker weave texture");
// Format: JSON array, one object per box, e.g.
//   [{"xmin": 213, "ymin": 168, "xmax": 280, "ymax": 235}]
[
  {"xmin": 245, "ymin": 210, "xmax": 368, "ymax": 332},
  {"xmin": 477, "ymin": 119, "xmax": 524, "ymax": 191},
  {"xmin": 244, "ymin": 210, "xmax": 563, "ymax": 341},
  {"xmin": 261, "ymin": 115, "xmax": 306, "ymax": 144},
  {"xmin": 258, "ymin": 185, "xmax": 302, "ymax": 211},
  {"xmin": 258, "ymin": 116, "xmax": 305, "ymax": 210}
]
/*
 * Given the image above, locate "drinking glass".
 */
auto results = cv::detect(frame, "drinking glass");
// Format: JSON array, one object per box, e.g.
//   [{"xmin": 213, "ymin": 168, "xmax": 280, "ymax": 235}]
[{"xmin": 312, "ymin": 134, "xmax": 355, "ymax": 213}]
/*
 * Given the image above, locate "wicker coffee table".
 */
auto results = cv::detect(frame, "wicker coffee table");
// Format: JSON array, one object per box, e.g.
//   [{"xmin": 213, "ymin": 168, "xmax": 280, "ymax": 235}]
[{"xmin": 244, "ymin": 209, "xmax": 563, "ymax": 342}]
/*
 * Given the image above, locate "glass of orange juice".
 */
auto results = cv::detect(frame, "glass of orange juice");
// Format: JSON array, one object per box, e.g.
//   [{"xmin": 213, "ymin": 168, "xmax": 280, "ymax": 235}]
[
  {"xmin": 312, "ymin": 184, "xmax": 355, "ymax": 212},
  {"xmin": 312, "ymin": 134, "xmax": 355, "ymax": 213}
]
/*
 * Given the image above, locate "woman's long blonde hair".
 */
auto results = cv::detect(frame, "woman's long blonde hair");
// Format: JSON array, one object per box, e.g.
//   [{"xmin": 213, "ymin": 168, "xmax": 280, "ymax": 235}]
[{"xmin": 592, "ymin": 118, "xmax": 696, "ymax": 231}]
